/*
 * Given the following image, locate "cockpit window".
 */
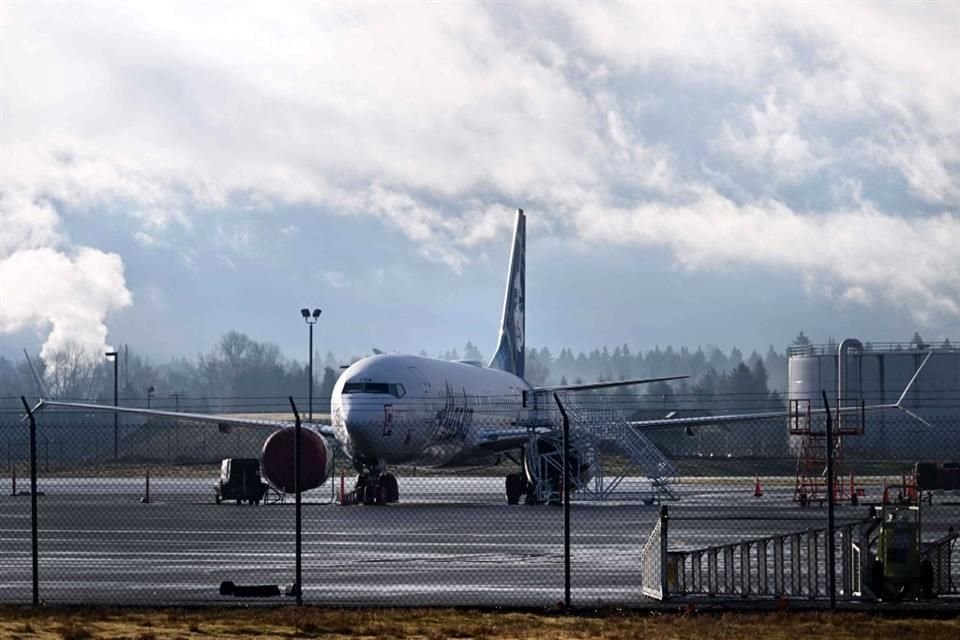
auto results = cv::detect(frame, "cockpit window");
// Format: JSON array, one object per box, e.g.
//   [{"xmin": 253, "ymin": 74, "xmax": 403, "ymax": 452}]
[{"xmin": 342, "ymin": 382, "xmax": 406, "ymax": 397}]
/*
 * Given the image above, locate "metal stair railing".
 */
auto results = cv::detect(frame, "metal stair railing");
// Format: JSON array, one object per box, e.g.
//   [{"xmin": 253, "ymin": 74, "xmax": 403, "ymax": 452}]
[
  {"xmin": 643, "ymin": 516, "xmax": 876, "ymax": 601},
  {"xmin": 524, "ymin": 428, "xmax": 597, "ymax": 503},
  {"xmin": 531, "ymin": 392, "xmax": 679, "ymax": 501}
]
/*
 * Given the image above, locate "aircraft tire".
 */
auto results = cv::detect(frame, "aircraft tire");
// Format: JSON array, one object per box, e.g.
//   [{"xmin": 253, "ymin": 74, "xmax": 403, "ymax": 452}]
[
  {"xmin": 524, "ymin": 485, "xmax": 541, "ymax": 505},
  {"xmin": 921, "ymin": 559, "xmax": 934, "ymax": 599},
  {"xmin": 505, "ymin": 473, "xmax": 525, "ymax": 505},
  {"xmin": 381, "ymin": 473, "xmax": 399, "ymax": 503},
  {"xmin": 870, "ymin": 560, "xmax": 885, "ymax": 599}
]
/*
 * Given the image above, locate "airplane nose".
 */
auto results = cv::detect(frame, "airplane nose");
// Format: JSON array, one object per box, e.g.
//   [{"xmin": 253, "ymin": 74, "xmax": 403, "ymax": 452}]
[{"xmin": 341, "ymin": 399, "xmax": 382, "ymax": 453}]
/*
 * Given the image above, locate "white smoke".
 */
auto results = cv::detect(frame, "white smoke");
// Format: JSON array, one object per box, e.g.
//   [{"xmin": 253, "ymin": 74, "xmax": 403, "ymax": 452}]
[{"xmin": 0, "ymin": 192, "xmax": 132, "ymax": 361}]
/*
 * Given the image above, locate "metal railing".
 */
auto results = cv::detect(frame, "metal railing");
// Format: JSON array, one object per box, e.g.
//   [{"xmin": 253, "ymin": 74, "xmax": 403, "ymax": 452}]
[
  {"xmin": 654, "ymin": 517, "xmax": 871, "ymax": 600},
  {"xmin": 787, "ymin": 341, "xmax": 959, "ymax": 357}
]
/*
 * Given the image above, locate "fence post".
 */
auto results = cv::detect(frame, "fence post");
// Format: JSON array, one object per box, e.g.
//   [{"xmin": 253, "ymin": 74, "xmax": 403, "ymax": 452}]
[
  {"xmin": 660, "ymin": 505, "xmax": 669, "ymax": 600},
  {"xmin": 553, "ymin": 393, "xmax": 571, "ymax": 610},
  {"xmin": 288, "ymin": 396, "xmax": 303, "ymax": 605},
  {"xmin": 822, "ymin": 390, "xmax": 836, "ymax": 609},
  {"xmin": 20, "ymin": 397, "xmax": 39, "ymax": 607}
]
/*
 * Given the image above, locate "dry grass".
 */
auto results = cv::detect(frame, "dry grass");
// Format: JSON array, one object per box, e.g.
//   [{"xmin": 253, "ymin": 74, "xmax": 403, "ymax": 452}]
[{"xmin": 0, "ymin": 607, "xmax": 957, "ymax": 640}]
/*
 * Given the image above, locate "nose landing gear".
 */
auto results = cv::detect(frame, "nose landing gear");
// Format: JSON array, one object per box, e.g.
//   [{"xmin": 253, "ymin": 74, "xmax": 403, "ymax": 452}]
[{"xmin": 349, "ymin": 461, "xmax": 399, "ymax": 505}]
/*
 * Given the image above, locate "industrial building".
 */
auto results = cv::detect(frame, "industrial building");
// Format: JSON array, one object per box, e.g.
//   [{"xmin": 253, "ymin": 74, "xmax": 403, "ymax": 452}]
[{"xmin": 787, "ymin": 339, "xmax": 960, "ymax": 458}]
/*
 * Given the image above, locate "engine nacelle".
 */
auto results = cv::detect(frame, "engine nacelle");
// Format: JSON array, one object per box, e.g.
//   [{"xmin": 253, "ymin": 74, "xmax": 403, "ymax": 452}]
[
  {"xmin": 523, "ymin": 435, "xmax": 595, "ymax": 502},
  {"xmin": 260, "ymin": 427, "xmax": 334, "ymax": 493}
]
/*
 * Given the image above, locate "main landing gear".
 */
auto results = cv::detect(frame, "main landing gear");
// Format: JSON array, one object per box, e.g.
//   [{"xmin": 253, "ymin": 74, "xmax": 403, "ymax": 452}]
[{"xmin": 505, "ymin": 472, "xmax": 529, "ymax": 505}]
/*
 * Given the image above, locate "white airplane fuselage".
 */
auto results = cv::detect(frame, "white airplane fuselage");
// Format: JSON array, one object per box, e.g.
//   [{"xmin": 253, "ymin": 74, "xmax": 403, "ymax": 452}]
[{"xmin": 332, "ymin": 354, "xmax": 532, "ymax": 467}]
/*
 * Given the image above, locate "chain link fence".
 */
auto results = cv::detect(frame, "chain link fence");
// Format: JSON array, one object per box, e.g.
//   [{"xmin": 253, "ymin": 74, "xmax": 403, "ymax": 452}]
[{"xmin": 1, "ymin": 393, "xmax": 958, "ymax": 608}]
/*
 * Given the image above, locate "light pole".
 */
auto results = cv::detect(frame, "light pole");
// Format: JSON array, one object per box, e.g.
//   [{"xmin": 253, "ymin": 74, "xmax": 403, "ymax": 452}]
[
  {"xmin": 147, "ymin": 385, "xmax": 155, "ymax": 409},
  {"xmin": 105, "ymin": 351, "xmax": 118, "ymax": 460},
  {"xmin": 300, "ymin": 308, "xmax": 322, "ymax": 422}
]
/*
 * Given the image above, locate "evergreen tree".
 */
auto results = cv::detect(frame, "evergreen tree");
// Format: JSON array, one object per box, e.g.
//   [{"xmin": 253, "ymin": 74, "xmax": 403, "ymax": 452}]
[
  {"xmin": 525, "ymin": 349, "xmax": 550, "ymax": 386},
  {"xmin": 318, "ymin": 367, "xmax": 338, "ymax": 407},
  {"xmin": 463, "ymin": 341, "xmax": 483, "ymax": 362}
]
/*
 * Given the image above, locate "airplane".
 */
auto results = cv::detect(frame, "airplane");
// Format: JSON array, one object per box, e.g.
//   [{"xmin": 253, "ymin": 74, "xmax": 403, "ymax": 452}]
[
  {"xmin": 23, "ymin": 209, "xmax": 685, "ymax": 505},
  {"xmin": 23, "ymin": 208, "xmax": 934, "ymax": 506}
]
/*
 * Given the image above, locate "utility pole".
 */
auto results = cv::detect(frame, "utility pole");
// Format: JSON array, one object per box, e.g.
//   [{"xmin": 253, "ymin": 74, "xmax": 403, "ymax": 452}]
[{"xmin": 300, "ymin": 308, "xmax": 322, "ymax": 422}]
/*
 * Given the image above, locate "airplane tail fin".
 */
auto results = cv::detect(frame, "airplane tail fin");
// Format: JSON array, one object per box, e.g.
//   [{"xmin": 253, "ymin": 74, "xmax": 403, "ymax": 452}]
[{"xmin": 488, "ymin": 209, "xmax": 525, "ymax": 379}]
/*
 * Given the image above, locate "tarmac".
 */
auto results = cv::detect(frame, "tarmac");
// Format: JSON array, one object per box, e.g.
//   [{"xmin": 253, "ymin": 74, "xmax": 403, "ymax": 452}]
[{"xmin": 1, "ymin": 475, "xmax": 957, "ymax": 607}]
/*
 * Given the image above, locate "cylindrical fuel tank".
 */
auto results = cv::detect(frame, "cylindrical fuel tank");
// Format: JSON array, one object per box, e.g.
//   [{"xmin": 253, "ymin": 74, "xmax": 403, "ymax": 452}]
[{"xmin": 788, "ymin": 341, "xmax": 960, "ymax": 457}]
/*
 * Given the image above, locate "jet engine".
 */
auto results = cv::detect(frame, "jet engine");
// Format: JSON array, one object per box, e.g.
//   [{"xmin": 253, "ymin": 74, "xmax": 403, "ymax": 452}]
[
  {"xmin": 522, "ymin": 434, "xmax": 596, "ymax": 503},
  {"xmin": 260, "ymin": 427, "xmax": 334, "ymax": 493}
]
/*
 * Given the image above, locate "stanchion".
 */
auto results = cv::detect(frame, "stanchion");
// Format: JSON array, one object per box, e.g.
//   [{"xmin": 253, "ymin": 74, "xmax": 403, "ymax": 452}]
[
  {"xmin": 10, "ymin": 467, "xmax": 15, "ymax": 496},
  {"xmin": 339, "ymin": 471, "xmax": 345, "ymax": 505},
  {"xmin": 140, "ymin": 469, "xmax": 151, "ymax": 504},
  {"xmin": 287, "ymin": 396, "xmax": 303, "ymax": 605},
  {"xmin": 19, "ymin": 396, "xmax": 40, "ymax": 607},
  {"xmin": 553, "ymin": 393, "xmax": 571, "ymax": 610},
  {"xmin": 822, "ymin": 390, "xmax": 836, "ymax": 611}
]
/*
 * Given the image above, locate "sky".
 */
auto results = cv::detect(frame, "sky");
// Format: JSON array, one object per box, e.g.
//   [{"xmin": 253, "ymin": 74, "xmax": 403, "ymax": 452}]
[{"xmin": 1, "ymin": 1, "xmax": 958, "ymax": 368}]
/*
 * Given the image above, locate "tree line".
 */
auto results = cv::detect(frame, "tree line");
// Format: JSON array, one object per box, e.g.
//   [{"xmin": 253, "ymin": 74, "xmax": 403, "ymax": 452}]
[{"xmin": 0, "ymin": 330, "xmax": 938, "ymax": 416}]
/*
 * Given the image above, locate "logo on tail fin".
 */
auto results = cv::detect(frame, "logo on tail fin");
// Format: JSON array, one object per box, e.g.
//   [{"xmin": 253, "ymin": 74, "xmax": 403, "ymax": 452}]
[
  {"xmin": 512, "ymin": 267, "xmax": 524, "ymax": 351},
  {"xmin": 489, "ymin": 209, "xmax": 525, "ymax": 379}
]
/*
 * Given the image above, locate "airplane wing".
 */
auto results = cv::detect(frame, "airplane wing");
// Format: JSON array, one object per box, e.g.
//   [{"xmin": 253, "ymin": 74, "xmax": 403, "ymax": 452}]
[
  {"xmin": 628, "ymin": 405, "xmax": 877, "ymax": 432},
  {"xmin": 628, "ymin": 350, "xmax": 935, "ymax": 431},
  {"xmin": 32, "ymin": 398, "xmax": 336, "ymax": 437},
  {"xmin": 534, "ymin": 375, "xmax": 688, "ymax": 393},
  {"xmin": 468, "ymin": 427, "xmax": 549, "ymax": 455},
  {"xmin": 468, "ymin": 349, "xmax": 934, "ymax": 449},
  {"xmin": 21, "ymin": 349, "xmax": 335, "ymax": 436}
]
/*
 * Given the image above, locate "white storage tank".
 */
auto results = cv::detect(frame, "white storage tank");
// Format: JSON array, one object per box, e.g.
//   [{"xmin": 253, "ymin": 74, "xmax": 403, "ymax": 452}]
[{"xmin": 787, "ymin": 340, "xmax": 960, "ymax": 457}]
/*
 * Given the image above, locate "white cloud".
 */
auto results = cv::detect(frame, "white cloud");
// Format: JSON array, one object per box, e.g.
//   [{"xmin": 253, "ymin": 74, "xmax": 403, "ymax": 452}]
[
  {"xmin": 0, "ymin": 192, "xmax": 63, "ymax": 257},
  {"xmin": 573, "ymin": 188, "xmax": 960, "ymax": 328},
  {"xmin": 715, "ymin": 91, "xmax": 827, "ymax": 184},
  {"xmin": 321, "ymin": 271, "xmax": 347, "ymax": 290},
  {"xmin": 0, "ymin": 0, "xmax": 957, "ymax": 344}
]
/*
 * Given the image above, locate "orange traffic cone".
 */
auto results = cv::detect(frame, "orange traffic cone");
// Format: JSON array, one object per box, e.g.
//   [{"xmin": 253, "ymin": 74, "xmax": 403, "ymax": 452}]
[{"xmin": 754, "ymin": 476, "xmax": 764, "ymax": 497}]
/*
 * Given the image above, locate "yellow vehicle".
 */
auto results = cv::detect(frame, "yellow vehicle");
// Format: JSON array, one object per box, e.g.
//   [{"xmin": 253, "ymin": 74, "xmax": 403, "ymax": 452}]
[{"xmin": 870, "ymin": 484, "xmax": 934, "ymax": 599}]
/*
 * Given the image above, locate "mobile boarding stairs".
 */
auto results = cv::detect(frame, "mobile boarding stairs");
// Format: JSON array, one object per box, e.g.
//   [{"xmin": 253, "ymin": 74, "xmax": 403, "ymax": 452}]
[{"xmin": 524, "ymin": 391, "xmax": 679, "ymax": 504}]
